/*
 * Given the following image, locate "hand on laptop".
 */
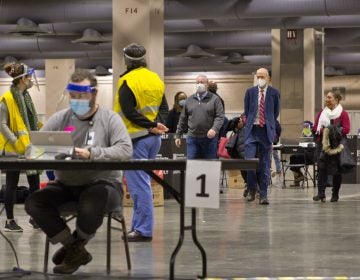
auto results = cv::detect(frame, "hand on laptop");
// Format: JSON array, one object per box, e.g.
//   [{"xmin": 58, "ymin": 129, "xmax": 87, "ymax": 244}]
[{"xmin": 73, "ymin": 147, "xmax": 91, "ymax": 159}]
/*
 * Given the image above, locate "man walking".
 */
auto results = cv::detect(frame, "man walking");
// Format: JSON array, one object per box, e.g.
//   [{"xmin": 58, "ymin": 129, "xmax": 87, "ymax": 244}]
[
  {"xmin": 175, "ymin": 74, "xmax": 224, "ymax": 159},
  {"xmin": 244, "ymin": 68, "xmax": 280, "ymax": 205}
]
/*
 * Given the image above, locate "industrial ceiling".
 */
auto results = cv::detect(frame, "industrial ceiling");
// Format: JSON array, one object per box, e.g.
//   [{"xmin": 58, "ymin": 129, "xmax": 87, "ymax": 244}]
[{"xmin": 1, "ymin": 0, "xmax": 360, "ymax": 76}]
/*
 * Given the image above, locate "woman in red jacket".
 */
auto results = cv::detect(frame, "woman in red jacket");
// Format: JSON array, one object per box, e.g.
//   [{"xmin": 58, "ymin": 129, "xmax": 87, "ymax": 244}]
[{"xmin": 312, "ymin": 91, "xmax": 350, "ymax": 202}]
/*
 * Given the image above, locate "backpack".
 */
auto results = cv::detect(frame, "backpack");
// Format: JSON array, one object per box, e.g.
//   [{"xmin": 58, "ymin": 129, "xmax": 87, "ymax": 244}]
[{"xmin": 0, "ymin": 184, "xmax": 30, "ymax": 204}]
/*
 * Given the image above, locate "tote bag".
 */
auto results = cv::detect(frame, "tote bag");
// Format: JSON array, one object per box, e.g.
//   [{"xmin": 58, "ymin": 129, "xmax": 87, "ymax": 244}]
[
  {"xmin": 217, "ymin": 137, "xmax": 231, "ymax": 159},
  {"xmin": 339, "ymin": 138, "xmax": 356, "ymax": 174}
]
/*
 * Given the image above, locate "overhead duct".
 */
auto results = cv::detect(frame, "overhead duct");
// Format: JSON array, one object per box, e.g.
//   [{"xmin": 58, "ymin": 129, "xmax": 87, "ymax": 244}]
[
  {"xmin": 1, "ymin": 55, "xmax": 18, "ymax": 65},
  {"xmin": 0, "ymin": 22, "xmax": 112, "ymax": 37},
  {"xmin": 0, "ymin": 0, "xmax": 112, "ymax": 23},
  {"xmin": 0, "ymin": 57, "xmax": 112, "ymax": 70},
  {"xmin": 220, "ymin": 52, "xmax": 248, "ymax": 64},
  {"xmin": 166, "ymin": 31, "xmax": 271, "ymax": 50},
  {"xmin": 165, "ymin": 0, "xmax": 360, "ymax": 20},
  {"xmin": 8, "ymin": 17, "xmax": 47, "ymax": 36},
  {"xmin": 324, "ymin": 66, "xmax": 346, "ymax": 76},
  {"xmin": 166, "ymin": 55, "xmax": 270, "ymax": 69},
  {"xmin": 71, "ymin": 28, "xmax": 111, "ymax": 45},
  {"xmin": 0, "ymin": 35, "xmax": 111, "ymax": 54},
  {"xmin": 165, "ymin": 16, "xmax": 360, "ymax": 33},
  {"xmin": 178, "ymin": 44, "xmax": 215, "ymax": 58}
]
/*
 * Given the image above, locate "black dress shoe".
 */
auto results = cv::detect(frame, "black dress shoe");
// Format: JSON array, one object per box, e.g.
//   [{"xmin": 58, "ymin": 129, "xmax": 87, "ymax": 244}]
[
  {"xmin": 243, "ymin": 188, "xmax": 249, "ymax": 198},
  {"xmin": 259, "ymin": 197, "xmax": 269, "ymax": 205},
  {"xmin": 313, "ymin": 194, "xmax": 326, "ymax": 203},
  {"xmin": 125, "ymin": 230, "xmax": 152, "ymax": 242},
  {"xmin": 330, "ymin": 195, "xmax": 339, "ymax": 202}
]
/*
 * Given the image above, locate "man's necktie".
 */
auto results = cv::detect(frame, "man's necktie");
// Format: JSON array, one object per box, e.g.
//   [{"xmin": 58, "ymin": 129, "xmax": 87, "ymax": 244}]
[{"xmin": 259, "ymin": 89, "xmax": 265, "ymax": 127}]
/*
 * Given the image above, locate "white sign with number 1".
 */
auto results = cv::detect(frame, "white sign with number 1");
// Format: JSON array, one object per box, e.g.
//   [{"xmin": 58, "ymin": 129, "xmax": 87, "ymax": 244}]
[{"xmin": 185, "ymin": 160, "xmax": 221, "ymax": 209}]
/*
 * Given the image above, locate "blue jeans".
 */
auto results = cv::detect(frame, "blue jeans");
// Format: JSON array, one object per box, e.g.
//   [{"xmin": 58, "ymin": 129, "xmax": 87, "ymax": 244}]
[
  {"xmin": 186, "ymin": 136, "xmax": 218, "ymax": 159},
  {"xmin": 272, "ymin": 149, "xmax": 281, "ymax": 173}
]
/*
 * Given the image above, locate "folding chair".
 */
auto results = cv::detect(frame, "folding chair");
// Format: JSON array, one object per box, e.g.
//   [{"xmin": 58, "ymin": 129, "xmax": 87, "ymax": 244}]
[
  {"xmin": 43, "ymin": 202, "xmax": 131, "ymax": 274},
  {"xmin": 280, "ymin": 145, "xmax": 313, "ymax": 188}
]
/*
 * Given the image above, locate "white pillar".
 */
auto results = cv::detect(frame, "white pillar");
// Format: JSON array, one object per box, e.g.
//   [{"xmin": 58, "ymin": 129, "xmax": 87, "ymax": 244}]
[{"xmin": 112, "ymin": 0, "xmax": 164, "ymax": 101}]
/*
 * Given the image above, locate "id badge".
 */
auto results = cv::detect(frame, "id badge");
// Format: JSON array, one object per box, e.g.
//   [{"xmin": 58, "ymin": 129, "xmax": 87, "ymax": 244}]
[{"xmin": 86, "ymin": 131, "xmax": 95, "ymax": 146}]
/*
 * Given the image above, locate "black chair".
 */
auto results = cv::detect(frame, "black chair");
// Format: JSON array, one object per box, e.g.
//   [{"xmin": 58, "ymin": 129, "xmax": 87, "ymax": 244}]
[
  {"xmin": 43, "ymin": 202, "xmax": 131, "ymax": 274},
  {"xmin": 280, "ymin": 145, "xmax": 314, "ymax": 188}
]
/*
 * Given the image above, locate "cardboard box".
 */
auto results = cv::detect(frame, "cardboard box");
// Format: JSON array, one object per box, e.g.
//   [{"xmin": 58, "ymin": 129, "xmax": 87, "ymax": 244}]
[
  {"xmin": 123, "ymin": 171, "xmax": 164, "ymax": 207},
  {"xmin": 227, "ymin": 170, "xmax": 245, "ymax": 189}
]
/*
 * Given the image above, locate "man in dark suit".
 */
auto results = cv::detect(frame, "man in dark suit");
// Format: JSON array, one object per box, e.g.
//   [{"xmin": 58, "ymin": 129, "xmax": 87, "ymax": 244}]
[{"xmin": 244, "ymin": 68, "xmax": 280, "ymax": 205}]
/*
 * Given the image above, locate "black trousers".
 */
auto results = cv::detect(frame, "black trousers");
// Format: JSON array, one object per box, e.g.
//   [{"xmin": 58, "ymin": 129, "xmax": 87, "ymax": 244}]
[
  {"xmin": 315, "ymin": 142, "xmax": 342, "ymax": 195},
  {"xmin": 317, "ymin": 167, "xmax": 342, "ymax": 195},
  {"xmin": 5, "ymin": 171, "xmax": 39, "ymax": 220},
  {"xmin": 25, "ymin": 180, "xmax": 122, "ymax": 242}
]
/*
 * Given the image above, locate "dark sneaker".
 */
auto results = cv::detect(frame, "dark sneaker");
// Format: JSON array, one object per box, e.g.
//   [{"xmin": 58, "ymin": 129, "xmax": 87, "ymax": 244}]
[
  {"xmin": 247, "ymin": 189, "xmax": 256, "ymax": 202},
  {"xmin": 4, "ymin": 220, "xmax": 23, "ymax": 232},
  {"xmin": 124, "ymin": 230, "xmax": 152, "ymax": 242},
  {"xmin": 52, "ymin": 246, "xmax": 68, "ymax": 265},
  {"xmin": 259, "ymin": 197, "xmax": 269, "ymax": 205},
  {"xmin": 53, "ymin": 240, "xmax": 92, "ymax": 274},
  {"xmin": 243, "ymin": 188, "xmax": 249, "ymax": 198},
  {"xmin": 29, "ymin": 218, "xmax": 40, "ymax": 230}
]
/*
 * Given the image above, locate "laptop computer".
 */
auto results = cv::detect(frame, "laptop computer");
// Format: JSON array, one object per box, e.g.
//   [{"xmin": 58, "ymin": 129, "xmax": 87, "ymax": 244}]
[
  {"xmin": 299, "ymin": 136, "xmax": 314, "ymax": 142},
  {"xmin": 299, "ymin": 136, "xmax": 315, "ymax": 147},
  {"xmin": 28, "ymin": 131, "xmax": 74, "ymax": 159}
]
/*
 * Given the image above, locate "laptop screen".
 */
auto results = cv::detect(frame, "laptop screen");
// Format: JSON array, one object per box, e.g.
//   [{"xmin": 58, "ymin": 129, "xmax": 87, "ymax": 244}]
[{"xmin": 28, "ymin": 131, "xmax": 74, "ymax": 159}]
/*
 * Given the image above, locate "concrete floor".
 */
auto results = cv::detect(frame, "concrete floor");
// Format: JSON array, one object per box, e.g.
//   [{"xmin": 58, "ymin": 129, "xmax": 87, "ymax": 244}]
[{"xmin": 1, "ymin": 182, "xmax": 360, "ymax": 280}]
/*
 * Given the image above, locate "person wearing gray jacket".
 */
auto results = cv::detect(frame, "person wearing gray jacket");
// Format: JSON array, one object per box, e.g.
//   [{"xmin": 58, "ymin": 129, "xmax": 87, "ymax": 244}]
[
  {"xmin": 175, "ymin": 74, "xmax": 224, "ymax": 159},
  {"xmin": 25, "ymin": 69, "xmax": 133, "ymax": 274}
]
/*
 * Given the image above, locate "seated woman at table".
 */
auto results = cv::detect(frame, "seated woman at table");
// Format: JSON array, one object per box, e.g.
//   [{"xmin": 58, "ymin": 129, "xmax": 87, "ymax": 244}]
[
  {"xmin": 312, "ymin": 91, "xmax": 350, "ymax": 202},
  {"xmin": 289, "ymin": 120, "xmax": 315, "ymax": 187},
  {"xmin": 226, "ymin": 113, "xmax": 260, "ymax": 197}
]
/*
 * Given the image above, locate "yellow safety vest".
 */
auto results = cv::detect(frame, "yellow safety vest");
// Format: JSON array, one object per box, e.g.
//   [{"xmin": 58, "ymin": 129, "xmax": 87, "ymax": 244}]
[
  {"xmin": 114, "ymin": 67, "xmax": 165, "ymax": 139},
  {"xmin": 0, "ymin": 91, "xmax": 30, "ymax": 155}
]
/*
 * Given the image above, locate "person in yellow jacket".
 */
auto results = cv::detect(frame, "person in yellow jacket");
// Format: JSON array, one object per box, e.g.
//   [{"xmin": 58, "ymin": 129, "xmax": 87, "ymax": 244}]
[
  {"xmin": 114, "ymin": 43, "xmax": 169, "ymax": 242},
  {"xmin": 0, "ymin": 62, "xmax": 40, "ymax": 232}
]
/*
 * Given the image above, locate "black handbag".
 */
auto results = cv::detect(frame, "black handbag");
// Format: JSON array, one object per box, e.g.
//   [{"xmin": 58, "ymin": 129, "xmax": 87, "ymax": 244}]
[
  {"xmin": 225, "ymin": 132, "xmax": 239, "ymax": 158},
  {"xmin": 339, "ymin": 138, "xmax": 356, "ymax": 174}
]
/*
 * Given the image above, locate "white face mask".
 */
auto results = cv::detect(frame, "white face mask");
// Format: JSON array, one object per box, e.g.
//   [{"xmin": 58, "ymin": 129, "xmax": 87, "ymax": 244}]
[
  {"xmin": 257, "ymin": 78, "xmax": 267, "ymax": 88},
  {"xmin": 178, "ymin": 99, "xmax": 186, "ymax": 107},
  {"xmin": 196, "ymin": 83, "xmax": 206, "ymax": 93}
]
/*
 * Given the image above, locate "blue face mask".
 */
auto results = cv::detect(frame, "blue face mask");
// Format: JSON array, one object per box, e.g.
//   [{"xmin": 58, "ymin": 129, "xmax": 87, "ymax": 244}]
[
  {"xmin": 178, "ymin": 99, "xmax": 186, "ymax": 107},
  {"xmin": 70, "ymin": 99, "xmax": 91, "ymax": 116}
]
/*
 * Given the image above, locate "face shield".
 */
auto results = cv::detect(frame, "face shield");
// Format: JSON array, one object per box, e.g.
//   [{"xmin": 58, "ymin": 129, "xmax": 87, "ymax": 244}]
[
  {"xmin": 65, "ymin": 83, "xmax": 97, "ymax": 94},
  {"xmin": 12, "ymin": 64, "xmax": 40, "ymax": 91},
  {"xmin": 66, "ymin": 83, "xmax": 97, "ymax": 117}
]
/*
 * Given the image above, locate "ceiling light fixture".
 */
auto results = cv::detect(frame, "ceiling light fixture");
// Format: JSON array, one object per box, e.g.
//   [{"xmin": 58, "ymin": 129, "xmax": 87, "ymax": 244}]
[
  {"xmin": 71, "ymin": 28, "xmax": 111, "ymax": 45},
  {"xmin": 8, "ymin": 17, "xmax": 47, "ymax": 36},
  {"xmin": 219, "ymin": 52, "xmax": 248, "ymax": 64},
  {"xmin": 178, "ymin": 44, "xmax": 215, "ymax": 59}
]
